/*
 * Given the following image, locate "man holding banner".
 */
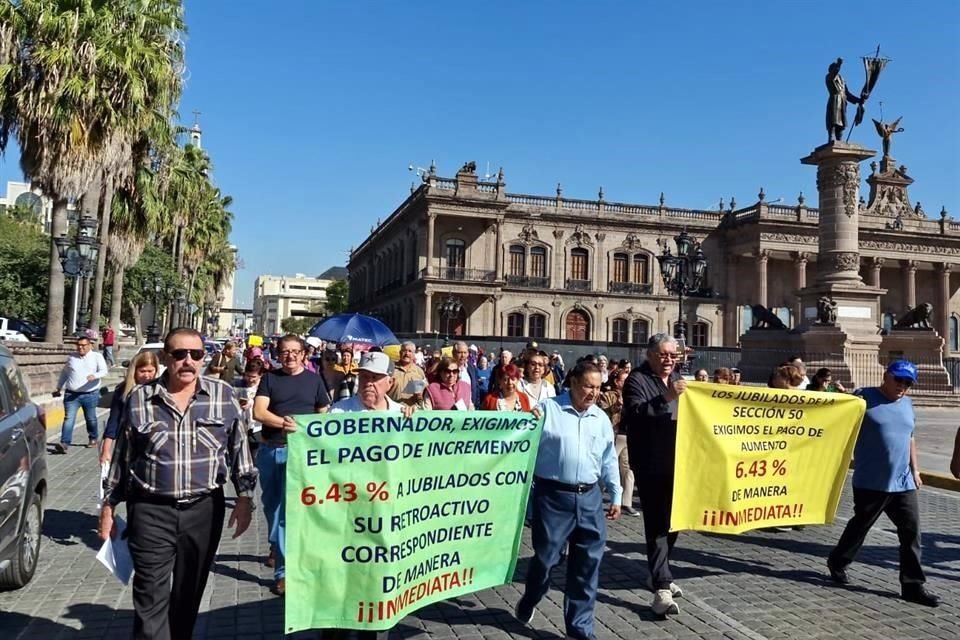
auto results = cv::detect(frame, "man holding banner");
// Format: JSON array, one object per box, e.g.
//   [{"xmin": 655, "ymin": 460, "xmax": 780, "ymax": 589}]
[
  {"xmin": 623, "ymin": 334, "xmax": 686, "ymax": 617},
  {"xmin": 827, "ymin": 360, "xmax": 940, "ymax": 607},
  {"xmin": 515, "ymin": 360, "xmax": 621, "ymax": 640}
]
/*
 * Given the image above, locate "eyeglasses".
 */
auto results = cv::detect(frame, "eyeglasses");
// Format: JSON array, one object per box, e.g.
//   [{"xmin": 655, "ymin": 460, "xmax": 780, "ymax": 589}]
[
  {"xmin": 893, "ymin": 376, "xmax": 914, "ymax": 387},
  {"xmin": 168, "ymin": 349, "xmax": 205, "ymax": 362},
  {"xmin": 657, "ymin": 353, "xmax": 679, "ymax": 361},
  {"xmin": 280, "ymin": 349, "xmax": 303, "ymax": 357},
  {"xmin": 443, "ymin": 368, "xmax": 459, "ymax": 374}
]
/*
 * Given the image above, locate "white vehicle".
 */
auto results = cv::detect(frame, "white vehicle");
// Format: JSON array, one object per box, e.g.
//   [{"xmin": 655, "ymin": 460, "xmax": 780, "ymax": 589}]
[{"xmin": 0, "ymin": 318, "xmax": 36, "ymax": 342}]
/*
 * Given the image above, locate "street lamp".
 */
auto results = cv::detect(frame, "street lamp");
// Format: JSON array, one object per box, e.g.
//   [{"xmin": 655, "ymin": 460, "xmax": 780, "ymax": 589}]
[
  {"xmin": 54, "ymin": 210, "xmax": 100, "ymax": 334},
  {"xmin": 146, "ymin": 275, "xmax": 169, "ymax": 343},
  {"xmin": 656, "ymin": 229, "xmax": 708, "ymax": 346},
  {"xmin": 438, "ymin": 294, "xmax": 463, "ymax": 344}
]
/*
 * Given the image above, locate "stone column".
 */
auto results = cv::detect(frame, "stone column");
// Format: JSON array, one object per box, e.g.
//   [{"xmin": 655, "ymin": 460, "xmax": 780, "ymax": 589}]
[
  {"xmin": 724, "ymin": 255, "xmax": 739, "ymax": 345},
  {"xmin": 901, "ymin": 259, "xmax": 917, "ymax": 310},
  {"xmin": 793, "ymin": 252, "xmax": 808, "ymax": 326},
  {"xmin": 869, "ymin": 256, "xmax": 884, "ymax": 288},
  {"xmin": 802, "ymin": 146, "xmax": 873, "ymax": 285},
  {"xmin": 756, "ymin": 250, "xmax": 769, "ymax": 308},
  {"xmin": 494, "ymin": 220, "xmax": 503, "ymax": 280},
  {"xmin": 426, "ymin": 213, "xmax": 436, "ymax": 276},
  {"xmin": 937, "ymin": 263, "xmax": 951, "ymax": 355},
  {"xmin": 423, "ymin": 289, "xmax": 433, "ymax": 332}
]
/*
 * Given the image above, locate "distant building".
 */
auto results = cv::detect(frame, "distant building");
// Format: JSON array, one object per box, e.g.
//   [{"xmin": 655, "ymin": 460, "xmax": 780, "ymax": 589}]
[
  {"xmin": 253, "ymin": 273, "xmax": 337, "ymax": 335},
  {"xmin": 347, "ymin": 160, "xmax": 960, "ymax": 353},
  {"xmin": 0, "ymin": 181, "xmax": 53, "ymax": 233}
]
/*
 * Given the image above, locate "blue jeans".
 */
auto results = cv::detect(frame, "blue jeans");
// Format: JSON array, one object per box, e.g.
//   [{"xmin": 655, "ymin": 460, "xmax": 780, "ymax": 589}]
[
  {"xmin": 103, "ymin": 345, "xmax": 115, "ymax": 367},
  {"xmin": 61, "ymin": 390, "xmax": 100, "ymax": 446},
  {"xmin": 256, "ymin": 445, "xmax": 287, "ymax": 580},
  {"xmin": 518, "ymin": 482, "xmax": 606, "ymax": 640}
]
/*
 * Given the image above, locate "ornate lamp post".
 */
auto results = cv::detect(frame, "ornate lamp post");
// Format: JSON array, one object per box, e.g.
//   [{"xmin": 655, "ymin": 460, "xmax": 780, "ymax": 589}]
[
  {"xmin": 656, "ymin": 229, "xmax": 708, "ymax": 345},
  {"xmin": 146, "ymin": 275, "xmax": 169, "ymax": 343},
  {"xmin": 54, "ymin": 210, "xmax": 100, "ymax": 335},
  {"xmin": 438, "ymin": 294, "xmax": 463, "ymax": 345}
]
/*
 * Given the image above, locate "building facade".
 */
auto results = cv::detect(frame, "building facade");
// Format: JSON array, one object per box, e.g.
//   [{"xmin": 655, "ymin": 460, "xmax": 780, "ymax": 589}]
[
  {"xmin": 0, "ymin": 181, "xmax": 54, "ymax": 233},
  {"xmin": 348, "ymin": 161, "xmax": 960, "ymax": 353},
  {"xmin": 253, "ymin": 273, "xmax": 334, "ymax": 335}
]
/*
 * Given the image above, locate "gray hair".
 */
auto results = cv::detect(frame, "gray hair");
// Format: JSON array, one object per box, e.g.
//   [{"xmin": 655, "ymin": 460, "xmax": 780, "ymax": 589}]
[
  {"xmin": 400, "ymin": 341, "xmax": 416, "ymax": 351},
  {"xmin": 646, "ymin": 333, "xmax": 678, "ymax": 356},
  {"xmin": 453, "ymin": 340, "xmax": 469, "ymax": 351}
]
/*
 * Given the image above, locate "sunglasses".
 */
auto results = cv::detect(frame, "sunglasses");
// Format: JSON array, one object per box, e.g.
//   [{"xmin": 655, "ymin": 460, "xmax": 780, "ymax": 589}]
[
  {"xmin": 443, "ymin": 369, "xmax": 459, "ymax": 374},
  {"xmin": 893, "ymin": 376, "xmax": 914, "ymax": 387},
  {"xmin": 168, "ymin": 349, "xmax": 206, "ymax": 362}
]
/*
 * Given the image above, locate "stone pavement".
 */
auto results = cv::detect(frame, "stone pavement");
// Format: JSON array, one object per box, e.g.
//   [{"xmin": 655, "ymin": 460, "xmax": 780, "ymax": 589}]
[
  {"xmin": 914, "ymin": 407, "xmax": 959, "ymax": 477},
  {"xmin": 1, "ymin": 424, "xmax": 959, "ymax": 639}
]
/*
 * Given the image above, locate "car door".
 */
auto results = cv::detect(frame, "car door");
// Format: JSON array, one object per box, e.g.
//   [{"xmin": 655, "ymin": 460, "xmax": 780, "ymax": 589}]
[{"xmin": 0, "ymin": 363, "xmax": 20, "ymax": 553}]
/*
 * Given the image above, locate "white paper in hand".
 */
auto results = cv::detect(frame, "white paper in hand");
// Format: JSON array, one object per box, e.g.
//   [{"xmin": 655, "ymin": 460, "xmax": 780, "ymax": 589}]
[
  {"xmin": 96, "ymin": 462, "xmax": 109, "ymax": 509},
  {"xmin": 454, "ymin": 399, "xmax": 468, "ymax": 411},
  {"xmin": 96, "ymin": 516, "xmax": 134, "ymax": 585}
]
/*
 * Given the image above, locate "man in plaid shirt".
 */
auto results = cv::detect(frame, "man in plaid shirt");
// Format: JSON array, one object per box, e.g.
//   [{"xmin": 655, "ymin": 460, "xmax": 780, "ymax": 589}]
[{"xmin": 99, "ymin": 327, "xmax": 258, "ymax": 640}]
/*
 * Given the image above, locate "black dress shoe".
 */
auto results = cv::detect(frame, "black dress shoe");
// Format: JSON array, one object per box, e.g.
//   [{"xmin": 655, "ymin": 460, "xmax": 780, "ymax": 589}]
[
  {"xmin": 827, "ymin": 561, "xmax": 848, "ymax": 584},
  {"xmin": 901, "ymin": 585, "xmax": 939, "ymax": 607}
]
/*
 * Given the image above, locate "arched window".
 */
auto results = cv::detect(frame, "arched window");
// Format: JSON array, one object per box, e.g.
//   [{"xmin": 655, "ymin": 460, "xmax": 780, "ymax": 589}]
[
  {"xmin": 529, "ymin": 314, "xmax": 546, "ymax": 338},
  {"xmin": 445, "ymin": 239, "xmax": 465, "ymax": 279},
  {"xmin": 611, "ymin": 318, "xmax": 628, "ymax": 343},
  {"xmin": 566, "ymin": 309, "xmax": 590, "ymax": 340},
  {"xmin": 530, "ymin": 246, "xmax": 547, "ymax": 279},
  {"xmin": 633, "ymin": 254, "xmax": 649, "ymax": 283},
  {"xmin": 612, "ymin": 253, "xmax": 628, "ymax": 283},
  {"xmin": 509, "ymin": 245, "xmax": 526, "ymax": 277},
  {"xmin": 632, "ymin": 319, "xmax": 650, "ymax": 345},
  {"xmin": 570, "ymin": 248, "xmax": 589, "ymax": 281},
  {"xmin": 950, "ymin": 316, "xmax": 959, "ymax": 352},
  {"xmin": 507, "ymin": 313, "xmax": 524, "ymax": 337},
  {"xmin": 691, "ymin": 321, "xmax": 709, "ymax": 347}
]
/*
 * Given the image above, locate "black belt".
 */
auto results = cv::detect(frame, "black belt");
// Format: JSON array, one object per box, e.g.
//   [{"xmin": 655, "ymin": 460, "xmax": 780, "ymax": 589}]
[
  {"xmin": 535, "ymin": 477, "xmax": 597, "ymax": 494},
  {"xmin": 132, "ymin": 488, "xmax": 221, "ymax": 509}
]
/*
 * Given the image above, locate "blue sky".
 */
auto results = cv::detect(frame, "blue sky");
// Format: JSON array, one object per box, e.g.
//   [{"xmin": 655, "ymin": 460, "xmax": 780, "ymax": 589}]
[{"xmin": 3, "ymin": 2, "xmax": 958, "ymax": 308}]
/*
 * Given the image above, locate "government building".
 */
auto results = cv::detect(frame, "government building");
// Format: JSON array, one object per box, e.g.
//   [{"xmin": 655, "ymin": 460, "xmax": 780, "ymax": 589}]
[{"xmin": 347, "ymin": 158, "xmax": 960, "ymax": 353}]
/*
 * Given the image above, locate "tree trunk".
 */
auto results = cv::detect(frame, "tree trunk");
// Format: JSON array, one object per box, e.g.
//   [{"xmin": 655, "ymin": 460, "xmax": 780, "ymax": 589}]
[
  {"xmin": 130, "ymin": 301, "xmax": 144, "ymax": 346},
  {"xmin": 88, "ymin": 171, "xmax": 113, "ymax": 332},
  {"xmin": 109, "ymin": 264, "xmax": 124, "ymax": 338},
  {"xmin": 45, "ymin": 199, "xmax": 69, "ymax": 344}
]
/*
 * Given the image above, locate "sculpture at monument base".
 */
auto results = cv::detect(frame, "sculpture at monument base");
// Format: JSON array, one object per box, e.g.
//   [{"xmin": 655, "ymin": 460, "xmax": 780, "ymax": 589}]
[
  {"xmin": 816, "ymin": 296, "xmax": 838, "ymax": 325},
  {"xmin": 749, "ymin": 304, "xmax": 787, "ymax": 330},
  {"xmin": 893, "ymin": 302, "xmax": 934, "ymax": 329}
]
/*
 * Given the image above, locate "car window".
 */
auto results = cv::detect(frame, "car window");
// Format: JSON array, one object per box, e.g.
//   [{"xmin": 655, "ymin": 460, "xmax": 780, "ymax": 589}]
[
  {"xmin": 0, "ymin": 357, "xmax": 28, "ymax": 410},
  {"xmin": 0, "ymin": 362, "xmax": 12, "ymax": 419}
]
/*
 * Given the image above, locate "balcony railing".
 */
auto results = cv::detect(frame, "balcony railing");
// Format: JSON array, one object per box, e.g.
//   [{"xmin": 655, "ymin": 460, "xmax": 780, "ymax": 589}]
[
  {"xmin": 608, "ymin": 281, "xmax": 653, "ymax": 295},
  {"xmin": 565, "ymin": 278, "xmax": 592, "ymax": 292},
  {"xmin": 505, "ymin": 275, "xmax": 550, "ymax": 288},
  {"xmin": 420, "ymin": 267, "xmax": 496, "ymax": 283}
]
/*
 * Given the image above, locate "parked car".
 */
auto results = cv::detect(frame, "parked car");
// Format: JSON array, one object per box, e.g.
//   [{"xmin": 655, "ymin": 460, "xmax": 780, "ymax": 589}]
[
  {"xmin": 0, "ymin": 318, "xmax": 44, "ymax": 342},
  {"xmin": 0, "ymin": 343, "xmax": 47, "ymax": 590}
]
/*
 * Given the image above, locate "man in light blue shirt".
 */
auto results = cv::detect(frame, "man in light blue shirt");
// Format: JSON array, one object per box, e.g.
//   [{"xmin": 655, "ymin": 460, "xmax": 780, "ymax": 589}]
[
  {"xmin": 827, "ymin": 360, "xmax": 939, "ymax": 607},
  {"xmin": 515, "ymin": 360, "xmax": 621, "ymax": 640}
]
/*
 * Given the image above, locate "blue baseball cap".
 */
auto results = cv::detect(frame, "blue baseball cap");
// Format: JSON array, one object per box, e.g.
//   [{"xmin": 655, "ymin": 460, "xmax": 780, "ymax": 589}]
[{"xmin": 886, "ymin": 360, "xmax": 918, "ymax": 383}]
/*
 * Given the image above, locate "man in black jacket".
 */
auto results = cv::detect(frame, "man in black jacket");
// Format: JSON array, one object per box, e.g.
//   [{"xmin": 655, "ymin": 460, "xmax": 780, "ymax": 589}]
[{"xmin": 623, "ymin": 333, "xmax": 687, "ymax": 617}]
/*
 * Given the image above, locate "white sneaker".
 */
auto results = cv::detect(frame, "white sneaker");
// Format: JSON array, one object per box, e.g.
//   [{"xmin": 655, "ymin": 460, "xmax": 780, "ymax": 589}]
[
  {"xmin": 514, "ymin": 601, "xmax": 535, "ymax": 626},
  {"xmin": 651, "ymin": 589, "xmax": 680, "ymax": 616},
  {"xmin": 644, "ymin": 577, "xmax": 683, "ymax": 598}
]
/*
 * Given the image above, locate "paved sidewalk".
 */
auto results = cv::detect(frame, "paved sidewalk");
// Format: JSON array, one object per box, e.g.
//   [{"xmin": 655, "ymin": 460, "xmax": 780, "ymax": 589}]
[{"xmin": 1, "ymin": 434, "xmax": 958, "ymax": 639}]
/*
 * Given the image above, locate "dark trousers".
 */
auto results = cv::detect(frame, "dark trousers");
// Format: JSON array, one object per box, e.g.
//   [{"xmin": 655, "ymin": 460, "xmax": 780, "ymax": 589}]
[
  {"xmin": 828, "ymin": 487, "xmax": 925, "ymax": 585},
  {"xmin": 127, "ymin": 489, "xmax": 226, "ymax": 640},
  {"xmin": 636, "ymin": 473, "xmax": 678, "ymax": 590},
  {"xmin": 518, "ymin": 482, "xmax": 606, "ymax": 640}
]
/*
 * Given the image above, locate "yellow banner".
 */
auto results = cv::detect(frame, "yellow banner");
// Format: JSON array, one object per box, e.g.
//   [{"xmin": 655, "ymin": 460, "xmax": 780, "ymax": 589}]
[{"xmin": 670, "ymin": 383, "xmax": 865, "ymax": 534}]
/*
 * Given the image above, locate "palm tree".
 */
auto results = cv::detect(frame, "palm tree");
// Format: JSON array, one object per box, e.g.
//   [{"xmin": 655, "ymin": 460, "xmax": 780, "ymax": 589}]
[
  {"xmin": 0, "ymin": 1, "xmax": 117, "ymax": 343},
  {"xmin": 87, "ymin": 0, "xmax": 186, "ymax": 332}
]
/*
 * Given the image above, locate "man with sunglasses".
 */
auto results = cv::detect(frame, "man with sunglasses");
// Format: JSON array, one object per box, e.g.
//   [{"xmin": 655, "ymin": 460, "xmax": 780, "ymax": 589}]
[
  {"xmin": 622, "ymin": 333, "xmax": 687, "ymax": 617},
  {"xmin": 99, "ymin": 327, "xmax": 257, "ymax": 639},
  {"xmin": 253, "ymin": 334, "xmax": 330, "ymax": 596},
  {"xmin": 827, "ymin": 360, "xmax": 939, "ymax": 607}
]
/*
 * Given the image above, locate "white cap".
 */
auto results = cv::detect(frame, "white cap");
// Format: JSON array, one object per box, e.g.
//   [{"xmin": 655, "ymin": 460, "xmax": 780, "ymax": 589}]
[
  {"xmin": 469, "ymin": 344, "xmax": 478, "ymax": 351},
  {"xmin": 358, "ymin": 351, "xmax": 391, "ymax": 376},
  {"xmin": 305, "ymin": 336, "xmax": 322, "ymax": 348}
]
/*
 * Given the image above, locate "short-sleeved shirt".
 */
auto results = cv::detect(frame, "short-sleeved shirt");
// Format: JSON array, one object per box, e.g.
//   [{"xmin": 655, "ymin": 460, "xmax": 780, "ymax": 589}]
[
  {"xmin": 256, "ymin": 369, "xmax": 329, "ymax": 445},
  {"xmin": 852, "ymin": 387, "xmax": 917, "ymax": 492}
]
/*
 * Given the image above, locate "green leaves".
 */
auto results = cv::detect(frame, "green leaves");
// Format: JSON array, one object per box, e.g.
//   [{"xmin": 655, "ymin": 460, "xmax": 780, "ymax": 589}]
[{"xmin": 0, "ymin": 214, "xmax": 50, "ymax": 322}]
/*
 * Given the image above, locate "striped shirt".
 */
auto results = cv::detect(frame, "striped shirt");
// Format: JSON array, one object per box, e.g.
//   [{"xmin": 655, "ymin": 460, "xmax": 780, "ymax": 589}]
[{"xmin": 103, "ymin": 374, "xmax": 258, "ymax": 505}]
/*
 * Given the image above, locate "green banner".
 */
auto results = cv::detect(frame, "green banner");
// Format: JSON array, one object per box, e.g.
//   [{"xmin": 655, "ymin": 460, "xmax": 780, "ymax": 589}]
[{"xmin": 284, "ymin": 410, "xmax": 543, "ymax": 634}]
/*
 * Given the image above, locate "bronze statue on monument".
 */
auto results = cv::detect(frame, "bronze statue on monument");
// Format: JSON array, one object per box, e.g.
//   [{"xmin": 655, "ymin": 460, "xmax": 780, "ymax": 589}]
[
  {"xmin": 824, "ymin": 47, "xmax": 890, "ymax": 143},
  {"xmin": 872, "ymin": 116, "xmax": 904, "ymax": 158}
]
